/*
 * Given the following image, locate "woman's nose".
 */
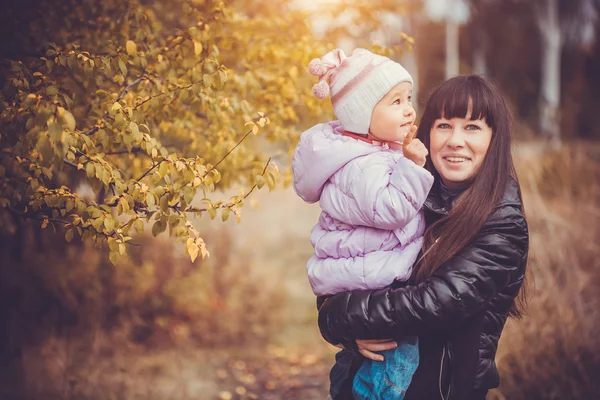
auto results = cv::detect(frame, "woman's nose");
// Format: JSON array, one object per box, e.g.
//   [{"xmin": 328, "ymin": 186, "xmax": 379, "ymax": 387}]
[{"xmin": 446, "ymin": 128, "xmax": 465, "ymax": 147}]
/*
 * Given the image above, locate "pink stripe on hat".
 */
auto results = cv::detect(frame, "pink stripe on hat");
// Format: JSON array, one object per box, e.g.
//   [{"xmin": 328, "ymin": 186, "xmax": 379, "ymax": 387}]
[{"xmin": 331, "ymin": 60, "xmax": 391, "ymax": 107}]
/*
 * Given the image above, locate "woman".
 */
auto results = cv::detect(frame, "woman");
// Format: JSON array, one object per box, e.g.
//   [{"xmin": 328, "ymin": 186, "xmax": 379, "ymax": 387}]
[{"xmin": 318, "ymin": 75, "xmax": 529, "ymax": 400}]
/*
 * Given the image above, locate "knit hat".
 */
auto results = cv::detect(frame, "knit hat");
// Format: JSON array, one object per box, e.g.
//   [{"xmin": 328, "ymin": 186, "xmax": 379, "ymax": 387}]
[{"xmin": 308, "ymin": 48, "xmax": 413, "ymax": 134}]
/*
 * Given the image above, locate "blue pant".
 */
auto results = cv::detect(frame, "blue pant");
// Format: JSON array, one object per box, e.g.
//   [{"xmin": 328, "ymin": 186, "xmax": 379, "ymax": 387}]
[{"xmin": 352, "ymin": 336, "xmax": 419, "ymax": 400}]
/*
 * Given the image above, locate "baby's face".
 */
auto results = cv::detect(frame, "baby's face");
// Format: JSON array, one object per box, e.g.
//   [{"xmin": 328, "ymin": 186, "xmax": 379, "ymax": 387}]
[{"xmin": 369, "ymin": 82, "xmax": 415, "ymax": 143}]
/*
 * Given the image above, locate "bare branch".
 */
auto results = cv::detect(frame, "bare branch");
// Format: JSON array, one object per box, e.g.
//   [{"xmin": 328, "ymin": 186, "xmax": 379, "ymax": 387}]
[
  {"xmin": 202, "ymin": 127, "xmax": 253, "ymax": 178},
  {"xmin": 105, "ymin": 147, "xmax": 143, "ymax": 155},
  {"xmin": 134, "ymin": 159, "xmax": 165, "ymax": 183},
  {"xmin": 133, "ymin": 76, "xmax": 206, "ymax": 110}
]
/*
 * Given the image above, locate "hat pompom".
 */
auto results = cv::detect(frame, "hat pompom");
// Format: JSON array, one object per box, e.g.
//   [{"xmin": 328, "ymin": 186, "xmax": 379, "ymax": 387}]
[
  {"xmin": 308, "ymin": 58, "xmax": 326, "ymax": 76},
  {"xmin": 312, "ymin": 80, "xmax": 330, "ymax": 99}
]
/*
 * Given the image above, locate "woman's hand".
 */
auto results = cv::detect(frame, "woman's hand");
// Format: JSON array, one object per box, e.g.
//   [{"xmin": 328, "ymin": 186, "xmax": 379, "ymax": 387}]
[
  {"xmin": 357, "ymin": 339, "xmax": 398, "ymax": 361},
  {"xmin": 336, "ymin": 339, "xmax": 398, "ymax": 362}
]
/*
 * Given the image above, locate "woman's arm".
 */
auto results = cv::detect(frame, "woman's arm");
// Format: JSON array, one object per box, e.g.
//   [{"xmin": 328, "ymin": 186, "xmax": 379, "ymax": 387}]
[{"xmin": 318, "ymin": 205, "xmax": 528, "ymax": 346}]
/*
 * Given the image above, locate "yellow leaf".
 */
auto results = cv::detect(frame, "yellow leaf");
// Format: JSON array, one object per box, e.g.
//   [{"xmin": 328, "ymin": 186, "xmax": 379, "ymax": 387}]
[
  {"xmin": 256, "ymin": 175, "xmax": 265, "ymax": 189},
  {"xmin": 289, "ymin": 66, "xmax": 298, "ymax": 79},
  {"xmin": 112, "ymin": 102, "xmax": 122, "ymax": 111},
  {"xmin": 126, "ymin": 40, "xmax": 137, "ymax": 56},
  {"xmin": 189, "ymin": 244, "xmax": 199, "ymax": 262},
  {"xmin": 218, "ymin": 391, "xmax": 232, "ymax": 400},
  {"xmin": 193, "ymin": 40, "xmax": 203, "ymax": 56},
  {"xmin": 57, "ymin": 107, "xmax": 76, "ymax": 131},
  {"xmin": 252, "ymin": 125, "xmax": 258, "ymax": 135}
]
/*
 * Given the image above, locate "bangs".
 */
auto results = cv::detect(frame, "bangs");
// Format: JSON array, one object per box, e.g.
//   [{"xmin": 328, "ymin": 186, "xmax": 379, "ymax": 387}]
[{"xmin": 428, "ymin": 76, "xmax": 496, "ymax": 129}]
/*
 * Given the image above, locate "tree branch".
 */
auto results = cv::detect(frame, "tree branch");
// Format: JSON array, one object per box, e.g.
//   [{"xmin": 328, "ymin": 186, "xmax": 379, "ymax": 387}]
[
  {"xmin": 6, "ymin": 206, "xmax": 141, "ymax": 246},
  {"xmin": 84, "ymin": 73, "xmax": 147, "ymax": 136},
  {"xmin": 202, "ymin": 127, "xmax": 253, "ymax": 178},
  {"xmin": 134, "ymin": 159, "xmax": 164, "ymax": 183},
  {"xmin": 133, "ymin": 76, "xmax": 206, "ymax": 110},
  {"xmin": 105, "ymin": 147, "xmax": 143, "ymax": 155},
  {"xmin": 184, "ymin": 157, "xmax": 271, "ymax": 213}
]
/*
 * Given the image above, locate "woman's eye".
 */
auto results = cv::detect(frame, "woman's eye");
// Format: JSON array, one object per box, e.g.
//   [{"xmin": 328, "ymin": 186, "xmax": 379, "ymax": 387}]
[
  {"xmin": 466, "ymin": 124, "xmax": 481, "ymax": 130},
  {"xmin": 393, "ymin": 99, "xmax": 401, "ymax": 105},
  {"xmin": 407, "ymin": 96, "xmax": 412, "ymax": 103},
  {"xmin": 437, "ymin": 123, "xmax": 451, "ymax": 129}
]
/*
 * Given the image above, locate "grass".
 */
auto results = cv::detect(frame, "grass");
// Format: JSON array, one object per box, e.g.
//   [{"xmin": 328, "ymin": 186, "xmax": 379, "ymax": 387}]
[{"xmin": 2, "ymin": 140, "xmax": 600, "ymax": 399}]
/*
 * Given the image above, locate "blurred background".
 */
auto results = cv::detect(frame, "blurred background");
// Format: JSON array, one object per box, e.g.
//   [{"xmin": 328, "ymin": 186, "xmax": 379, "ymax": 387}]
[{"xmin": 1, "ymin": 0, "xmax": 599, "ymax": 399}]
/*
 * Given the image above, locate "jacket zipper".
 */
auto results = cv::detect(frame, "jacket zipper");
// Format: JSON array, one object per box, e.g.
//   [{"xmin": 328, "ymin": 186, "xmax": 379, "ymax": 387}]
[
  {"xmin": 438, "ymin": 341, "xmax": 453, "ymax": 400},
  {"xmin": 447, "ymin": 341, "xmax": 454, "ymax": 399},
  {"xmin": 438, "ymin": 345, "xmax": 447, "ymax": 400}
]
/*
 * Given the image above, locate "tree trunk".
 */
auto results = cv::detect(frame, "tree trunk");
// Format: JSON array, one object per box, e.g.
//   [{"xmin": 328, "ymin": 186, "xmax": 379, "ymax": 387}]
[
  {"xmin": 446, "ymin": 19, "xmax": 460, "ymax": 78},
  {"xmin": 538, "ymin": 0, "xmax": 562, "ymax": 143},
  {"xmin": 400, "ymin": 16, "xmax": 420, "ymax": 108},
  {"xmin": 472, "ymin": 30, "xmax": 488, "ymax": 76}
]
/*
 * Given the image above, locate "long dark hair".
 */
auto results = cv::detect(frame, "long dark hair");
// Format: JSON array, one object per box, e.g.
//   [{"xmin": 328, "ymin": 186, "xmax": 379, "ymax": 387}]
[{"xmin": 415, "ymin": 75, "xmax": 527, "ymax": 318}]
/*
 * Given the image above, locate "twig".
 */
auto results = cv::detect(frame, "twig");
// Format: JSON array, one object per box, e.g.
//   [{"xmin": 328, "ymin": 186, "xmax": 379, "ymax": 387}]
[
  {"xmin": 184, "ymin": 157, "xmax": 271, "ymax": 213},
  {"xmin": 133, "ymin": 77, "xmax": 204, "ymax": 110},
  {"xmin": 7, "ymin": 206, "xmax": 141, "ymax": 246},
  {"xmin": 84, "ymin": 73, "xmax": 147, "ymax": 136},
  {"xmin": 105, "ymin": 147, "xmax": 143, "ymax": 155},
  {"xmin": 203, "ymin": 127, "xmax": 253, "ymax": 178},
  {"xmin": 134, "ymin": 159, "xmax": 164, "ymax": 183}
]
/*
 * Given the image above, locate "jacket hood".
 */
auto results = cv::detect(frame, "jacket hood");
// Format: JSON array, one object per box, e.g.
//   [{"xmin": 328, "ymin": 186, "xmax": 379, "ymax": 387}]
[{"xmin": 292, "ymin": 121, "xmax": 381, "ymax": 203}]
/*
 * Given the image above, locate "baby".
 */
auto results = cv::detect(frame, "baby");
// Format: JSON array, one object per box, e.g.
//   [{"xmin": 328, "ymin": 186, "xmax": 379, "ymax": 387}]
[{"xmin": 292, "ymin": 48, "xmax": 433, "ymax": 400}]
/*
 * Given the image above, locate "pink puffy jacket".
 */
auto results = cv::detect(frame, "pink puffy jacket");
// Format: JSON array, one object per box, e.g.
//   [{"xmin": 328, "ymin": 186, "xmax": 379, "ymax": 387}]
[{"xmin": 292, "ymin": 121, "xmax": 434, "ymax": 295}]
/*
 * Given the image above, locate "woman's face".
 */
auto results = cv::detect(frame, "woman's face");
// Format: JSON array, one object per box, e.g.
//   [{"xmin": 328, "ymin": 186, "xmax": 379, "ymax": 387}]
[{"xmin": 429, "ymin": 111, "xmax": 492, "ymax": 189}]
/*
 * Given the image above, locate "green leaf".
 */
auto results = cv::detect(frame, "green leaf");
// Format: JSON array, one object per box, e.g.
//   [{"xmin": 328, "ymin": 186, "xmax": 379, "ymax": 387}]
[
  {"xmin": 118, "ymin": 58, "xmax": 127, "ymax": 76},
  {"xmin": 159, "ymin": 194, "xmax": 169, "ymax": 213},
  {"xmin": 152, "ymin": 220, "xmax": 167, "ymax": 236},
  {"xmin": 104, "ymin": 218, "xmax": 115, "ymax": 232},
  {"xmin": 208, "ymin": 207, "xmax": 217, "ymax": 220},
  {"xmin": 65, "ymin": 229, "xmax": 74, "ymax": 243},
  {"xmin": 109, "ymin": 251, "xmax": 119, "ymax": 265},
  {"xmin": 146, "ymin": 192, "xmax": 156, "ymax": 208},
  {"xmin": 86, "ymin": 162, "xmax": 95, "ymax": 178},
  {"xmin": 221, "ymin": 207, "xmax": 230, "ymax": 222}
]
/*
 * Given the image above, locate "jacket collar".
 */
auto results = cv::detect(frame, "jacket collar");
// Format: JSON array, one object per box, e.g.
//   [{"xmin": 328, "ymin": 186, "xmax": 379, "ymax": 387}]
[
  {"xmin": 423, "ymin": 178, "xmax": 523, "ymax": 216},
  {"xmin": 423, "ymin": 181, "xmax": 452, "ymax": 216}
]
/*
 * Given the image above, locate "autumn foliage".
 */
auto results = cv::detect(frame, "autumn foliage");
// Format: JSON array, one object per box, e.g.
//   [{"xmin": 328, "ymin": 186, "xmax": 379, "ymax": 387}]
[{"xmin": 0, "ymin": 0, "xmax": 335, "ymax": 264}]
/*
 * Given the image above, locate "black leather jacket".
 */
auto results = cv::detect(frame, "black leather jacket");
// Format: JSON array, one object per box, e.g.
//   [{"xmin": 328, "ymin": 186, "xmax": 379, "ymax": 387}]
[{"xmin": 318, "ymin": 179, "xmax": 529, "ymax": 400}]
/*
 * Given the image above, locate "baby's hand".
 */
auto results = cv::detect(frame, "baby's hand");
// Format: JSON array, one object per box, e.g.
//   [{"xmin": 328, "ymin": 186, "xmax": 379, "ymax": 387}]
[{"xmin": 402, "ymin": 125, "xmax": 428, "ymax": 167}]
